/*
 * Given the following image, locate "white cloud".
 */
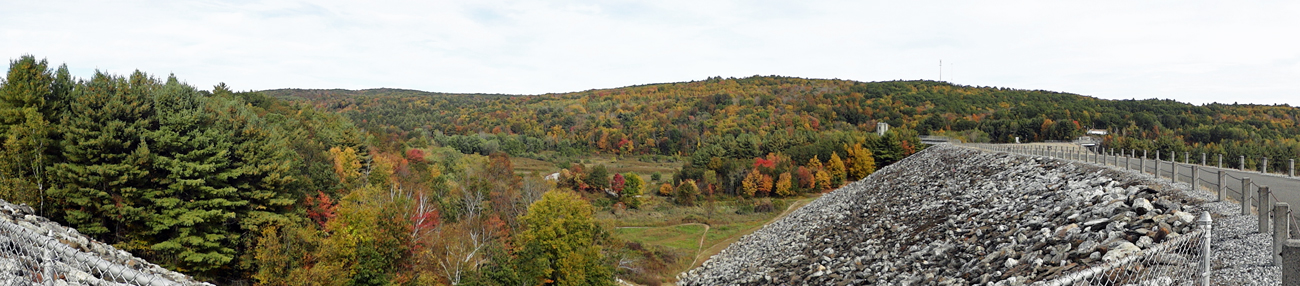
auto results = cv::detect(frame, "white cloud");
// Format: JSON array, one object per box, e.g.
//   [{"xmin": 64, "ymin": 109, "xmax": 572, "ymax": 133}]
[{"xmin": 3, "ymin": 0, "xmax": 1298, "ymax": 105}]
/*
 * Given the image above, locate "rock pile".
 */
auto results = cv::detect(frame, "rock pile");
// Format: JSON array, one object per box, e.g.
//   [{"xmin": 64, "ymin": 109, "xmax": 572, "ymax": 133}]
[
  {"xmin": 0, "ymin": 199, "xmax": 212, "ymax": 286},
  {"xmin": 678, "ymin": 145, "xmax": 1205, "ymax": 285}
]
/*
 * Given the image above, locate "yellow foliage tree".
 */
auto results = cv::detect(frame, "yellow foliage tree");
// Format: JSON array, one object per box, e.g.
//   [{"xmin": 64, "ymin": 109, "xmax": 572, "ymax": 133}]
[
  {"xmin": 741, "ymin": 169, "xmax": 761, "ymax": 197},
  {"xmin": 658, "ymin": 183, "xmax": 674, "ymax": 196},
  {"xmin": 328, "ymin": 146, "xmax": 363, "ymax": 186},
  {"xmin": 814, "ymin": 170, "xmax": 832, "ymax": 192},
  {"xmin": 844, "ymin": 143, "xmax": 876, "ymax": 181},
  {"xmin": 774, "ymin": 172, "xmax": 794, "ymax": 197},
  {"xmin": 806, "ymin": 155, "xmax": 823, "ymax": 171},
  {"xmin": 827, "ymin": 152, "xmax": 846, "ymax": 186},
  {"xmin": 757, "ymin": 174, "xmax": 773, "ymax": 197}
]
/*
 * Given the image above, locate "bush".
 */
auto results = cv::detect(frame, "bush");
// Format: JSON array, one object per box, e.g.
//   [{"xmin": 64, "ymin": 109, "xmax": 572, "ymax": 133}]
[
  {"xmin": 681, "ymin": 214, "xmax": 705, "ymax": 224},
  {"xmin": 674, "ymin": 180, "xmax": 699, "ymax": 206},
  {"xmin": 753, "ymin": 199, "xmax": 775, "ymax": 213},
  {"xmin": 733, "ymin": 199, "xmax": 755, "ymax": 215}
]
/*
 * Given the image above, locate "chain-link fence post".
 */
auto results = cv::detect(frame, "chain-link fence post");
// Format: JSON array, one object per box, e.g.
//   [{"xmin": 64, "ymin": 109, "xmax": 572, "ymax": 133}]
[
  {"xmin": 1218, "ymin": 154, "xmax": 1223, "ymax": 169},
  {"xmin": 1264, "ymin": 157, "xmax": 1270, "ymax": 174},
  {"xmin": 1199, "ymin": 212, "xmax": 1213, "ymax": 286},
  {"xmin": 1277, "ymin": 202, "xmax": 1290, "ymax": 266},
  {"xmin": 1202, "ymin": 153, "xmax": 1207, "ymax": 166},
  {"xmin": 1241, "ymin": 155, "xmax": 1246, "ymax": 171}
]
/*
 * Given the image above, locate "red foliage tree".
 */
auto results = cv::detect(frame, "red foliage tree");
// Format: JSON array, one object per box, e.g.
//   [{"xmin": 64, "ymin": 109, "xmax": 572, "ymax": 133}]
[
  {"xmin": 611, "ymin": 173, "xmax": 626, "ymax": 195},
  {"xmin": 305, "ymin": 191, "xmax": 337, "ymax": 229},
  {"xmin": 406, "ymin": 148, "xmax": 426, "ymax": 162},
  {"xmin": 795, "ymin": 166, "xmax": 814, "ymax": 189}
]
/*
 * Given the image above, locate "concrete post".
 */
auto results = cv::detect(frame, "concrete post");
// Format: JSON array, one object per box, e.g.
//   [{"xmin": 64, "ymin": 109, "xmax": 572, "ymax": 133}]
[
  {"xmin": 1219, "ymin": 154, "xmax": 1224, "ymax": 169},
  {"xmin": 1142, "ymin": 150, "xmax": 1148, "ymax": 174},
  {"xmin": 1127, "ymin": 150, "xmax": 1133, "ymax": 170},
  {"xmin": 1193, "ymin": 165, "xmax": 1199, "ymax": 190},
  {"xmin": 1186, "ymin": 152, "xmax": 1190, "ymax": 164},
  {"xmin": 1265, "ymin": 157, "xmax": 1270, "ymax": 174},
  {"xmin": 1243, "ymin": 177, "xmax": 1252, "ymax": 216},
  {"xmin": 1155, "ymin": 153, "xmax": 1161, "ymax": 178},
  {"xmin": 1171, "ymin": 160, "xmax": 1177, "ymax": 183},
  {"xmin": 1291, "ymin": 159, "xmax": 1295, "ymax": 177},
  {"xmin": 1284, "ymin": 239, "xmax": 1300, "ymax": 286},
  {"xmin": 1202, "ymin": 153, "xmax": 1207, "ymax": 166},
  {"xmin": 1241, "ymin": 155, "xmax": 1246, "ymax": 171},
  {"xmin": 1198, "ymin": 212, "xmax": 1213, "ymax": 286},
  {"xmin": 1218, "ymin": 170, "xmax": 1225, "ymax": 201},
  {"xmin": 1260, "ymin": 186, "xmax": 1271, "ymax": 233},
  {"xmin": 1276, "ymin": 202, "xmax": 1290, "ymax": 266}
]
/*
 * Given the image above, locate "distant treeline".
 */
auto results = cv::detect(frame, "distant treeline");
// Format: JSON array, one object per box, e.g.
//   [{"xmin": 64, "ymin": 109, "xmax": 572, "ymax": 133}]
[{"xmin": 265, "ymin": 75, "xmax": 1300, "ymax": 172}]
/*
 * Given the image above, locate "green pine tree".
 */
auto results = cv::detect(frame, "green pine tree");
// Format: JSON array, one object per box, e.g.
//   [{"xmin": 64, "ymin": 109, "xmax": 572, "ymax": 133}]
[{"xmin": 48, "ymin": 71, "xmax": 158, "ymax": 244}]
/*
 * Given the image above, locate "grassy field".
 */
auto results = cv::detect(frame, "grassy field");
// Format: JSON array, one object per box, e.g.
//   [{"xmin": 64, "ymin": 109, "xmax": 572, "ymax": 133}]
[
  {"xmin": 510, "ymin": 154, "xmax": 682, "ymax": 183},
  {"xmin": 513, "ymin": 153, "xmax": 821, "ymax": 285},
  {"xmin": 603, "ymin": 194, "xmax": 821, "ymax": 285}
]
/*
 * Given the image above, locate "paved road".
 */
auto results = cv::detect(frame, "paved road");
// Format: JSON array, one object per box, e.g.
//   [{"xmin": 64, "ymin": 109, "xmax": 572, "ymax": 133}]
[{"xmin": 967, "ymin": 143, "xmax": 1300, "ymax": 232}]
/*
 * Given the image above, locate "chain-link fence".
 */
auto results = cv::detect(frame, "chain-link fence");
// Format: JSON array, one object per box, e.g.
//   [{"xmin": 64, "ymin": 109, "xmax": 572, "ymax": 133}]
[
  {"xmin": 964, "ymin": 144, "xmax": 1217, "ymax": 285},
  {"xmin": 1031, "ymin": 228, "xmax": 1209, "ymax": 286},
  {"xmin": 0, "ymin": 218, "xmax": 182, "ymax": 286}
]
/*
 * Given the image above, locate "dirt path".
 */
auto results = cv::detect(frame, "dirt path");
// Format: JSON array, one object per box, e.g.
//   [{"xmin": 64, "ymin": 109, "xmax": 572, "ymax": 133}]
[
  {"xmin": 614, "ymin": 222, "xmax": 711, "ymax": 263},
  {"xmin": 688, "ymin": 196, "xmax": 818, "ymax": 270}
]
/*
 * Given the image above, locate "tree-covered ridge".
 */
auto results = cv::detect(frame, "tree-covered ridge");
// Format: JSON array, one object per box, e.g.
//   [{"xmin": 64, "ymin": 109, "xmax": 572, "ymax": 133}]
[
  {"xmin": 1, "ymin": 56, "xmax": 622, "ymax": 286},
  {"xmin": 267, "ymin": 75, "xmax": 1300, "ymax": 170},
  {"xmin": 0, "ymin": 56, "xmax": 368, "ymax": 280}
]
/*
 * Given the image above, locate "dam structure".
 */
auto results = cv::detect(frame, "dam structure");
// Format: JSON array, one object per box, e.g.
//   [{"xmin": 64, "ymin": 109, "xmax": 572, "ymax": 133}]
[{"xmin": 679, "ymin": 144, "xmax": 1280, "ymax": 285}]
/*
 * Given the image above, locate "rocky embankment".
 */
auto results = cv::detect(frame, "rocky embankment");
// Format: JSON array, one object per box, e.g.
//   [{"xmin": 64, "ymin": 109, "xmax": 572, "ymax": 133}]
[
  {"xmin": 678, "ymin": 145, "xmax": 1205, "ymax": 285},
  {"xmin": 0, "ymin": 199, "xmax": 211, "ymax": 286}
]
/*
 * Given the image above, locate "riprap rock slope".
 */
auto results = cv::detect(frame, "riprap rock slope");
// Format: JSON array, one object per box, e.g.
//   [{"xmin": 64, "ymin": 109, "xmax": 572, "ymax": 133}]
[
  {"xmin": 678, "ymin": 145, "xmax": 1204, "ymax": 285},
  {"xmin": 0, "ymin": 199, "xmax": 212, "ymax": 285}
]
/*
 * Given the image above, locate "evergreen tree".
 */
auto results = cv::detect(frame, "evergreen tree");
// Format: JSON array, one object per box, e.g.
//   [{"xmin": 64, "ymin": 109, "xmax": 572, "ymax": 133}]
[
  {"xmin": 586, "ymin": 164, "xmax": 609, "ymax": 192},
  {"xmin": 48, "ymin": 71, "xmax": 158, "ymax": 244},
  {"xmin": 0, "ymin": 56, "xmax": 68, "ymax": 209}
]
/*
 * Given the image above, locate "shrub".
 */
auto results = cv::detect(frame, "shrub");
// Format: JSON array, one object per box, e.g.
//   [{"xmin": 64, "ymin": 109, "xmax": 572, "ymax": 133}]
[{"xmin": 674, "ymin": 180, "xmax": 698, "ymax": 206}]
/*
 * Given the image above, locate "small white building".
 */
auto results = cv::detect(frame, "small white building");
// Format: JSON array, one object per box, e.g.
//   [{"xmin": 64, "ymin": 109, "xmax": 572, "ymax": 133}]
[{"xmin": 1086, "ymin": 129, "xmax": 1108, "ymax": 136}]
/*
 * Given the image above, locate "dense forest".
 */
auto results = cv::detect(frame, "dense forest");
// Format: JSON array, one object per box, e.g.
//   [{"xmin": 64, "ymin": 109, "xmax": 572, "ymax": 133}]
[
  {"xmin": 265, "ymin": 75, "xmax": 1300, "ymax": 173},
  {"xmin": 3, "ymin": 54, "xmax": 1300, "ymax": 286}
]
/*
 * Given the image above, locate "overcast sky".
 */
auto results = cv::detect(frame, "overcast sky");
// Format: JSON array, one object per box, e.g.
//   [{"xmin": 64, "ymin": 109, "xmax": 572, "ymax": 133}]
[{"xmin": 4, "ymin": 1, "xmax": 1298, "ymax": 105}]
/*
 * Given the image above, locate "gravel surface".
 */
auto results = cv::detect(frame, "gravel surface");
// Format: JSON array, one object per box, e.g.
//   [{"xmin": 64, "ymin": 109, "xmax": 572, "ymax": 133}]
[{"xmin": 677, "ymin": 145, "xmax": 1282, "ymax": 285}]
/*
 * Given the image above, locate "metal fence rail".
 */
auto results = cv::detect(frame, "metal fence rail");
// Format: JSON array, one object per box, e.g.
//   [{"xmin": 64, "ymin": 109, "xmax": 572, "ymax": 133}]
[{"xmin": 0, "ymin": 218, "xmax": 182, "ymax": 286}]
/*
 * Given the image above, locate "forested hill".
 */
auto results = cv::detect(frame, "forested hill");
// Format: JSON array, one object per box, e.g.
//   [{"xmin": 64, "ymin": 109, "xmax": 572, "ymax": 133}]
[{"xmin": 264, "ymin": 76, "xmax": 1300, "ymax": 170}]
